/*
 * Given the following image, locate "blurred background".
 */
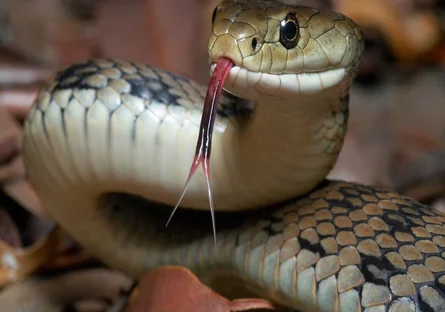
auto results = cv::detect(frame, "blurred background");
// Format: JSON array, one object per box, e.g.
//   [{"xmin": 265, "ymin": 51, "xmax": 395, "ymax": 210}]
[{"xmin": 0, "ymin": 0, "xmax": 444, "ymax": 311}]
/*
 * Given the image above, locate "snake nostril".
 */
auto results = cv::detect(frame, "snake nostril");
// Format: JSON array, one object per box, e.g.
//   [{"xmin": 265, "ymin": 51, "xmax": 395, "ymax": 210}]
[{"xmin": 251, "ymin": 38, "xmax": 258, "ymax": 51}]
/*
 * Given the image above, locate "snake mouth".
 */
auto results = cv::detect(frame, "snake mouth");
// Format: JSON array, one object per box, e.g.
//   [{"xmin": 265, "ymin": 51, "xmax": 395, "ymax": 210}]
[{"xmin": 210, "ymin": 63, "xmax": 347, "ymax": 99}]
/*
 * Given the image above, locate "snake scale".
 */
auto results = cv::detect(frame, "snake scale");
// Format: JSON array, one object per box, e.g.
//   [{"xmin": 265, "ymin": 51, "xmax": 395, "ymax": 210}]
[{"xmin": 21, "ymin": 0, "xmax": 445, "ymax": 311}]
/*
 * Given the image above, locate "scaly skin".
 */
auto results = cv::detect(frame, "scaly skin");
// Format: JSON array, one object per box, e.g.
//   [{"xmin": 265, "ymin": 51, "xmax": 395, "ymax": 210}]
[{"xmin": 21, "ymin": 1, "xmax": 445, "ymax": 311}]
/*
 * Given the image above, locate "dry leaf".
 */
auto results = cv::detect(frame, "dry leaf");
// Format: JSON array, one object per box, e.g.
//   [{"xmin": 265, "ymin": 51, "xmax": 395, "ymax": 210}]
[
  {"xmin": 0, "ymin": 107, "xmax": 48, "ymax": 217},
  {"xmin": 0, "ymin": 225, "xmax": 60, "ymax": 287},
  {"xmin": 0, "ymin": 268, "xmax": 133, "ymax": 312},
  {"xmin": 335, "ymin": 0, "xmax": 442, "ymax": 62},
  {"xmin": 0, "ymin": 208, "xmax": 21, "ymax": 248},
  {"xmin": 124, "ymin": 266, "xmax": 277, "ymax": 312},
  {"xmin": 42, "ymin": 231, "xmax": 95, "ymax": 272}
]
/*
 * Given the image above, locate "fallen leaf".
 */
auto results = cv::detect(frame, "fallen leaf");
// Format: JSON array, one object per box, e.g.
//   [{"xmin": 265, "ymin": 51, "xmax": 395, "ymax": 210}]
[
  {"xmin": 0, "ymin": 268, "xmax": 133, "ymax": 312},
  {"xmin": 0, "ymin": 107, "xmax": 48, "ymax": 218},
  {"xmin": 0, "ymin": 224, "xmax": 60, "ymax": 287},
  {"xmin": 42, "ymin": 231, "xmax": 95, "ymax": 272},
  {"xmin": 0, "ymin": 208, "xmax": 21, "ymax": 248},
  {"xmin": 335, "ymin": 0, "xmax": 442, "ymax": 62},
  {"xmin": 124, "ymin": 266, "xmax": 277, "ymax": 312}
]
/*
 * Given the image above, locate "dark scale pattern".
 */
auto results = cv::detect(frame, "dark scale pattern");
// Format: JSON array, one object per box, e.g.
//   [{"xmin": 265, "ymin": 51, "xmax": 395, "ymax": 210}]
[
  {"xmin": 108, "ymin": 181, "xmax": 445, "ymax": 311},
  {"xmin": 225, "ymin": 180, "xmax": 445, "ymax": 311},
  {"xmin": 48, "ymin": 58, "xmax": 250, "ymax": 118}
]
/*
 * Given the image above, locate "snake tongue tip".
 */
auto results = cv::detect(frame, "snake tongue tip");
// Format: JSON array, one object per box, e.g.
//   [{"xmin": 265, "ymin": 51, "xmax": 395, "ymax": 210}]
[
  {"xmin": 166, "ymin": 156, "xmax": 218, "ymax": 243},
  {"xmin": 203, "ymin": 157, "xmax": 217, "ymax": 243},
  {"xmin": 166, "ymin": 156, "xmax": 201, "ymax": 227}
]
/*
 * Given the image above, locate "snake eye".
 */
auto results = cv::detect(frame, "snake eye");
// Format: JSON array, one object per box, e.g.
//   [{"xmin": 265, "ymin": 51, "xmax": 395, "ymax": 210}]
[
  {"xmin": 211, "ymin": 7, "xmax": 217, "ymax": 23},
  {"xmin": 251, "ymin": 38, "xmax": 258, "ymax": 50},
  {"xmin": 279, "ymin": 13, "xmax": 299, "ymax": 49}
]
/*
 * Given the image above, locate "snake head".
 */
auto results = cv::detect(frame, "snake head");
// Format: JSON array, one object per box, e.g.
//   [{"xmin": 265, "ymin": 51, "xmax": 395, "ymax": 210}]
[{"xmin": 208, "ymin": 0, "xmax": 365, "ymax": 101}]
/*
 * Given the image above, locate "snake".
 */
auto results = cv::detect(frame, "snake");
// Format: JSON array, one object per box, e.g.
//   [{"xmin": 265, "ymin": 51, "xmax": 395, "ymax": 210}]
[{"xmin": 21, "ymin": 0, "xmax": 445, "ymax": 311}]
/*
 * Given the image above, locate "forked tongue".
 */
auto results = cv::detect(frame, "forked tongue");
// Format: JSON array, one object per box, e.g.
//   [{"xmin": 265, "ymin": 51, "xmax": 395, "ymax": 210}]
[{"xmin": 166, "ymin": 57, "xmax": 234, "ymax": 242}]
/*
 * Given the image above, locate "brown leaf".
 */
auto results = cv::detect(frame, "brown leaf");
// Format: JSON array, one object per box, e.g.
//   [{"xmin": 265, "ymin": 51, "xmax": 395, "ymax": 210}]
[
  {"xmin": 124, "ymin": 266, "xmax": 277, "ymax": 312},
  {"xmin": 334, "ymin": 0, "xmax": 441, "ymax": 62},
  {"xmin": 0, "ymin": 107, "xmax": 48, "ymax": 218},
  {"xmin": 0, "ymin": 120, "xmax": 23, "ymax": 182},
  {"xmin": 0, "ymin": 225, "xmax": 60, "ymax": 287},
  {"xmin": 0, "ymin": 208, "xmax": 21, "ymax": 248},
  {"xmin": 42, "ymin": 231, "xmax": 95, "ymax": 272},
  {"xmin": 0, "ymin": 268, "xmax": 133, "ymax": 312}
]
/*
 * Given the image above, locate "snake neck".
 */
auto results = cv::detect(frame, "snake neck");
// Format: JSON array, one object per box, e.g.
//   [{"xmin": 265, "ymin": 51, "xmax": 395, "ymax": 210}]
[{"xmin": 210, "ymin": 85, "xmax": 350, "ymax": 210}]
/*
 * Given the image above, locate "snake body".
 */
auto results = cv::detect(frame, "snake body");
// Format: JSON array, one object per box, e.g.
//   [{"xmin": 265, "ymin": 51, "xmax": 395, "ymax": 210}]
[{"xmin": 22, "ymin": 0, "xmax": 445, "ymax": 311}]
